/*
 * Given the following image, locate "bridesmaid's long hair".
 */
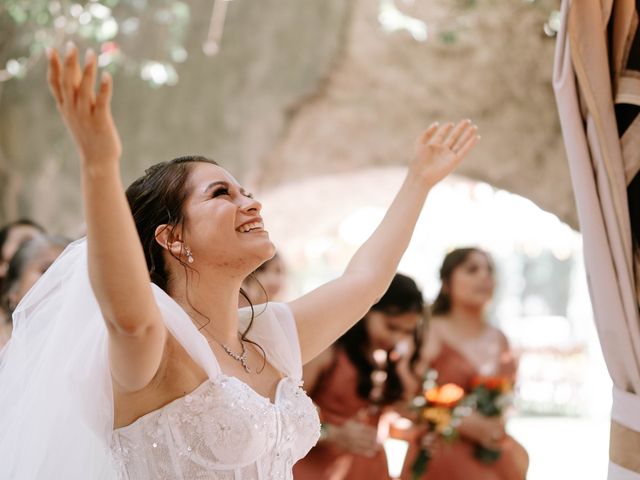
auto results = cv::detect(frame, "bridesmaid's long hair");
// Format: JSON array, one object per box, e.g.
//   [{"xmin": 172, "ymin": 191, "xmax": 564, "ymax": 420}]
[
  {"xmin": 431, "ymin": 247, "xmax": 494, "ymax": 316},
  {"xmin": 336, "ymin": 273, "xmax": 424, "ymax": 404}
]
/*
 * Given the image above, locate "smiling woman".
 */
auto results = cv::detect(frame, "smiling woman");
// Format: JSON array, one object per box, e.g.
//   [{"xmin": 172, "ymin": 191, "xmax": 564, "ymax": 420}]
[{"xmin": 0, "ymin": 42, "xmax": 479, "ymax": 480}]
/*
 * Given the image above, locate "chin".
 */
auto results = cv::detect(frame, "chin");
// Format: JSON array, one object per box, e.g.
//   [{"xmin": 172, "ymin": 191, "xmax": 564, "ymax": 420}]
[
  {"xmin": 247, "ymin": 242, "xmax": 276, "ymax": 269},
  {"xmin": 261, "ymin": 252, "xmax": 277, "ymax": 268},
  {"xmin": 261, "ymin": 239, "xmax": 277, "ymax": 259}
]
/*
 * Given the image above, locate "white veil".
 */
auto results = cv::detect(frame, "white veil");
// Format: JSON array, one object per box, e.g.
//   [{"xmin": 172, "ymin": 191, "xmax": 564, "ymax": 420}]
[
  {"xmin": 0, "ymin": 238, "xmax": 116, "ymax": 479},
  {"xmin": 0, "ymin": 237, "xmax": 299, "ymax": 479}
]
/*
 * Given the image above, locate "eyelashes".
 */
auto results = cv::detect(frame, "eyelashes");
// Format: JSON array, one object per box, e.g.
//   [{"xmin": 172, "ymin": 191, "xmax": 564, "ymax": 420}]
[
  {"xmin": 212, "ymin": 187, "xmax": 230, "ymax": 198},
  {"xmin": 211, "ymin": 187, "xmax": 254, "ymax": 199}
]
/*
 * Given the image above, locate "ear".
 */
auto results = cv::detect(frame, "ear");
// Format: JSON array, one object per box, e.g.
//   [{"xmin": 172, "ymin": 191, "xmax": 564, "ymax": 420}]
[{"xmin": 154, "ymin": 224, "xmax": 184, "ymax": 258}]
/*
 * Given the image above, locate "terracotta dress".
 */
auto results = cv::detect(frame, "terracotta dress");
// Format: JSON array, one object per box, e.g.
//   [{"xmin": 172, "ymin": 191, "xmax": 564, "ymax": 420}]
[
  {"xmin": 294, "ymin": 348, "xmax": 391, "ymax": 480},
  {"xmin": 416, "ymin": 341, "xmax": 528, "ymax": 480}
]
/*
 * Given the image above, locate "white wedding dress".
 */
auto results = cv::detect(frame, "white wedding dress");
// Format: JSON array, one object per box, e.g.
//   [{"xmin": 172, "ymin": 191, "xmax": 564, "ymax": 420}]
[
  {"xmin": 111, "ymin": 302, "xmax": 321, "ymax": 479},
  {"xmin": 0, "ymin": 239, "xmax": 320, "ymax": 480}
]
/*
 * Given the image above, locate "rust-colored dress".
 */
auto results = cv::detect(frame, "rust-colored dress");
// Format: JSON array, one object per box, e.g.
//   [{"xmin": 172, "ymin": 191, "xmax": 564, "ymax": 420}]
[
  {"xmin": 293, "ymin": 348, "xmax": 391, "ymax": 480},
  {"xmin": 415, "ymin": 342, "xmax": 528, "ymax": 480}
]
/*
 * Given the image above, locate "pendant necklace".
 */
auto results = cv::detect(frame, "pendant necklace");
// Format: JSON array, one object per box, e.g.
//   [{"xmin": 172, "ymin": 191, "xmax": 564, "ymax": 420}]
[{"xmin": 209, "ymin": 334, "xmax": 251, "ymax": 373}]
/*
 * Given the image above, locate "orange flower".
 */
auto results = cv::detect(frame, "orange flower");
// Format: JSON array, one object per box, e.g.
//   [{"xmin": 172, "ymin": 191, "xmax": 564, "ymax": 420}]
[
  {"xmin": 422, "ymin": 407, "xmax": 452, "ymax": 426},
  {"xmin": 425, "ymin": 383, "xmax": 465, "ymax": 408},
  {"xmin": 470, "ymin": 375, "xmax": 512, "ymax": 393}
]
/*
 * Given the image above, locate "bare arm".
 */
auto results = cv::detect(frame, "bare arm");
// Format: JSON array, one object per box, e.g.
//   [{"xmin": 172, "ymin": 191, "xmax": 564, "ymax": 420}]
[
  {"xmin": 290, "ymin": 121, "xmax": 479, "ymax": 363},
  {"xmin": 48, "ymin": 45, "xmax": 165, "ymax": 392}
]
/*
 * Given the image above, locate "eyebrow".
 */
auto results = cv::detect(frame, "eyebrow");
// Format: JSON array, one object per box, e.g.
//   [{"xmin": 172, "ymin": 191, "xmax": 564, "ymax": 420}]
[{"xmin": 203, "ymin": 181, "xmax": 250, "ymax": 196}]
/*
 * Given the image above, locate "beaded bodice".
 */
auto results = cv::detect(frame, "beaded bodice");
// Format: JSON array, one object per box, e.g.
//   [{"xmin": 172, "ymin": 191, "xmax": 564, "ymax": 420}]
[{"xmin": 110, "ymin": 301, "xmax": 320, "ymax": 479}]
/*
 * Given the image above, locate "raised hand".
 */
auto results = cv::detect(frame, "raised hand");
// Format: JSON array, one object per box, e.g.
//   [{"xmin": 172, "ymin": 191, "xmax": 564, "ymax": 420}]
[
  {"xmin": 47, "ymin": 42, "xmax": 122, "ymax": 169},
  {"xmin": 410, "ymin": 120, "xmax": 479, "ymax": 188}
]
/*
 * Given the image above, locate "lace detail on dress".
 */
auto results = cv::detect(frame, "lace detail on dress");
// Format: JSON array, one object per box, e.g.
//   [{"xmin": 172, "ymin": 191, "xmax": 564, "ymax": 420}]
[{"xmin": 111, "ymin": 375, "xmax": 320, "ymax": 479}]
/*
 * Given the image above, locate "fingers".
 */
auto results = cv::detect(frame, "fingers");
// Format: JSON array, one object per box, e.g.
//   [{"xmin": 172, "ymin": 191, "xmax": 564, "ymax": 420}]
[
  {"xmin": 452, "ymin": 123, "xmax": 478, "ymax": 152},
  {"xmin": 416, "ymin": 122, "xmax": 439, "ymax": 146},
  {"xmin": 61, "ymin": 42, "xmax": 82, "ymax": 108},
  {"xmin": 422, "ymin": 120, "xmax": 479, "ymax": 152},
  {"xmin": 352, "ymin": 429, "xmax": 379, "ymax": 456},
  {"xmin": 95, "ymin": 71, "xmax": 113, "ymax": 115},
  {"xmin": 78, "ymin": 49, "xmax": 97, "ymax": 113},
  {"xmin": 47, "ymin": 49, "xmax": 64, "ymax": 107},
  {"xmin": 455, "ymin": 132, "xmax": 480, "ymax": 159},
  {"xmin": 444, "ymin": 119, "xmax": 472, "ymax": 149},
  {"xmin": 49, "ymin": 44, "xmax": 107, "ymax": 116},
  {"xmin": 431, "ymin": 122, "xmax": 454, "ymax": 144},
  {"xmin": 424, "ymin": 119, "xmax": 480, "ymax": 158}
]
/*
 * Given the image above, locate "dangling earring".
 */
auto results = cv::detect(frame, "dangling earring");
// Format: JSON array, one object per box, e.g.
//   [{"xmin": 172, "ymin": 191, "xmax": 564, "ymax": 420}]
[{"xmin": 184, "ymin": 246, "xmax": 194, "ymax": 264}]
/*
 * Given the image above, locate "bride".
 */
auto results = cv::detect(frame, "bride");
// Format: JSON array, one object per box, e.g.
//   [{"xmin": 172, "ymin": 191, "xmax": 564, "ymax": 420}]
[{"xmin": 0, "ymin": 43, "xmax": 478, "ymax": 479}]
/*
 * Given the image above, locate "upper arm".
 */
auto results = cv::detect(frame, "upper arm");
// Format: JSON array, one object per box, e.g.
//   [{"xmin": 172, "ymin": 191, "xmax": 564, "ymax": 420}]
[
  {"xmin": 413, "ymin": 320, "xmax": 444, "ymax": 378},
  {"xmin": 106, "ymin": 297, "xmax": 168, "ymax": 393},
  {"xmin": 289, "ymin": 272, "xmax": 382, "ymax": 364},
  {"xmin": 496, "ymin": 329, "xmax": 518, "ymax": 380}
]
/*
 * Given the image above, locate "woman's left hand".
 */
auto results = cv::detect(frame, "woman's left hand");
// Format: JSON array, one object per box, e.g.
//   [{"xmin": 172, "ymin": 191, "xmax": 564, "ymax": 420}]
[
  {"xmin": 47, "ymin": 43, "xmax": 122, "ymax": 169},
  {"xmin": 410, "ymin": 120, "xmax": 479, "ymax": 188}
]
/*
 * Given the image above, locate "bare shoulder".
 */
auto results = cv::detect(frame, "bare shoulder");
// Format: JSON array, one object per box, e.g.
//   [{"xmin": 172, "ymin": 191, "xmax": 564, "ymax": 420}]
[
  {"xmin": 419, "ymin": 316, "xmax": 448, "ymax": 363},
  {"xmin": 428, "ymin": 316, "xmax": 453, "ymax": 342},
  {"xmin": 487, "ymin": 325, "xmax": 510, "ymax": 349},
  {"xmin": 429, "ymin": 316, "xmax": 450, "ymax": 333}
]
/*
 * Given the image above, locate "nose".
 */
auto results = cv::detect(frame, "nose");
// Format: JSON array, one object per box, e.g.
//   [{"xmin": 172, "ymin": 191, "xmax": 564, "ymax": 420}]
[{"xmin": 240, "ymin": 195, "xmax": 262, "ymax": 214}]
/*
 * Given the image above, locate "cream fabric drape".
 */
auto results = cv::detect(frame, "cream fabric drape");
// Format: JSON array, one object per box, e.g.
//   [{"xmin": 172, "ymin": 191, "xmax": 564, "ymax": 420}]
[{"xmin": 553, "ymin": 0, "xmax": 640, "ymax": 477}]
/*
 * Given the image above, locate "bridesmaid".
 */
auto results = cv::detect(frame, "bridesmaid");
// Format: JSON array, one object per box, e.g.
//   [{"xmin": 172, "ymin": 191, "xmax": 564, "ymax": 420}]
[
  {"xmin": 412, "ymin": 248, "xmax": 528, "ymax": 480},
  {"xmin": 294, "ymin": 273, "xmax": 424, "ymax": 480}
]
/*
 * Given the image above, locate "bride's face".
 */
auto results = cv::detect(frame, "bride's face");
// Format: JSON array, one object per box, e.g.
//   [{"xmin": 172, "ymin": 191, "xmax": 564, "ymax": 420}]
[{"xmin": 179, "ymin": 162, "xmax": 275, "ymax": 274}]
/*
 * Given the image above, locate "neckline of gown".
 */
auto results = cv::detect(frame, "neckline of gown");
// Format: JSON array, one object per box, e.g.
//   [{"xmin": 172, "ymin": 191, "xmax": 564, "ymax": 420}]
[
  {"xmin": 113, "ymin": 374, "xmax": 291, "ymax": 433},
  {"xmin": 437, "ymin": 340, "xmax": 482, "ymax": 377},
  {"xmin": 113, "ymin": 291, "xmax": 293, "ymax": 432}
]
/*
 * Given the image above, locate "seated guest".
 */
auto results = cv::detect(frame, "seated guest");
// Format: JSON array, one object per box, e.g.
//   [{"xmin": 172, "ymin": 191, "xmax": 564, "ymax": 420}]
[
  {"xmin": 0, "ymin": 219, "xmax": 45, "ymax": 284},
  {"xmin": 0, "ymin": 234, "xmax": 69, "ymax": 349},
  {"xmin": 294, "ymin": 273, "xmax": 424, "ymax": 480}
]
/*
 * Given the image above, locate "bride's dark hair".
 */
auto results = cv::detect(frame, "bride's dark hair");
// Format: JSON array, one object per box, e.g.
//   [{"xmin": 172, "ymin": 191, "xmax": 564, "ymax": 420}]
[
  {"xmin": 125, "ymin": 156, "xmax": 264, "ymax": 366},
  {"xmin": 125, "ymin": 155, "xmax": 215, "ymax": 292}
]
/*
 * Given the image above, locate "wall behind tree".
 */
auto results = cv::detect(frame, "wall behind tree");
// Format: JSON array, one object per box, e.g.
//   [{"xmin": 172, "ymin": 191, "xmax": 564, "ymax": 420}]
[{"xmin": 0, "ymin": 0, "xmax": 574, "ymax": 235}]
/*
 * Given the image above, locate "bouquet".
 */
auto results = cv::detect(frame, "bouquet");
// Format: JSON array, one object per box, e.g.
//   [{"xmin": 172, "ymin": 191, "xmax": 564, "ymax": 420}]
[
  {"xmin": 468, "ymin": 375, "xmax": 514, "ymax": 464},
  {"xmin": 410, "ymin": 370, "xmax": 468, "ymax": 479}
]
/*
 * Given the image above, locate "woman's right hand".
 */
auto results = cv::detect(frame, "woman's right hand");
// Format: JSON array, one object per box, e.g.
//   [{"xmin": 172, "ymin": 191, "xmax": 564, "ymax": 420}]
[
  {"xmin": 457, "ymin": 412, "xmax": 506, "ymax": 450},
  {"xmin": 47, "ymin": 43, "xmax": 122, "ymax": 169},
  {"xmin": 326, "ymin": 420, "xmax": 380, "ymax": 457}
]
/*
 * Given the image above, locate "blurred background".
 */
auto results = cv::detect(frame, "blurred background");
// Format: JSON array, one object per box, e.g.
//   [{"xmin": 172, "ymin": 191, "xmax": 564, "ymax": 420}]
[{"xmin": 0, "ymin": 1, "xmax": 610, "ymax": 478}]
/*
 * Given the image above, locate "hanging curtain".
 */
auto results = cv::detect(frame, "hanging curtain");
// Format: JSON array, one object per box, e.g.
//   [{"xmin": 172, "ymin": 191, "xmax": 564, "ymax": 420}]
[{"xmin": 553, "ymin": 0, "xmax": 640, "ymax": 477}]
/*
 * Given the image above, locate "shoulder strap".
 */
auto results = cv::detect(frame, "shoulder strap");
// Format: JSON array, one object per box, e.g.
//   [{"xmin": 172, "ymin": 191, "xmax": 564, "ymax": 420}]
[
  {"xmin": 151, "ymin": 285, "xmax": 222, "ymax": 379},
  {"xmin": 239, "ymin": 302, "xmax": 302, "ymax": 380}
]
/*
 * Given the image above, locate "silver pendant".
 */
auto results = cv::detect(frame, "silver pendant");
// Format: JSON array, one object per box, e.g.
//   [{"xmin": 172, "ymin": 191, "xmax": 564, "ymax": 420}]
[{"xmin": 221, "ymin": 340, "xmax": 251, "ymax": 374}]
